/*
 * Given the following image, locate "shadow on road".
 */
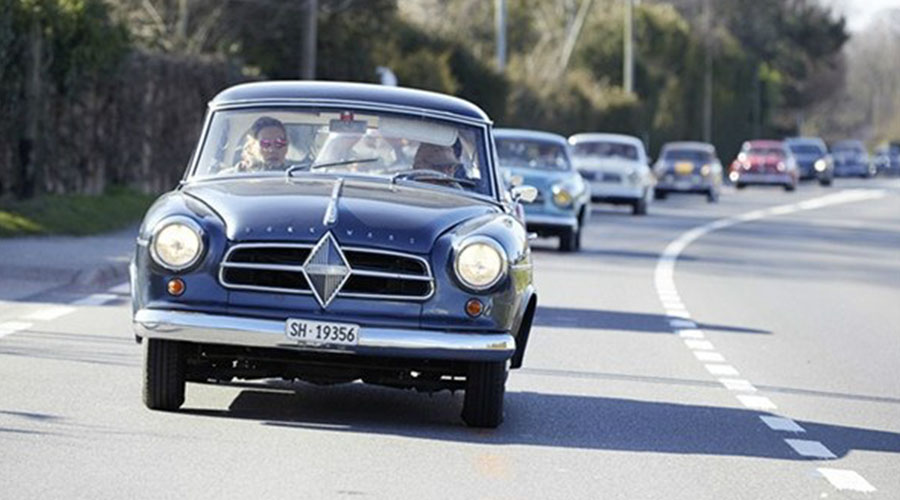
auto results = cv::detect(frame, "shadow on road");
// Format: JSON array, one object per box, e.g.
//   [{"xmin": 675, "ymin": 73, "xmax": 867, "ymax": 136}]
[
  {"xmin": 534, "ymin": 305, "xmax": 770, "ymax": 334},
  {"xmin": 179, "ymin": 383, "xmax": 900, "ymax": 460}
]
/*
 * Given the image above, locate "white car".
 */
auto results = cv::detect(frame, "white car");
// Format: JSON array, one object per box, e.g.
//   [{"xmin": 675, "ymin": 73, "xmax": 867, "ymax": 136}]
[{"xmin": 568, "ymin": 133, "xmax": 655, "ymax": 215}]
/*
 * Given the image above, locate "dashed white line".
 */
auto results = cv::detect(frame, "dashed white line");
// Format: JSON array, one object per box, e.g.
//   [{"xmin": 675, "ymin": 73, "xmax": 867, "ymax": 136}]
[
  {"xmin": 719, "ymin": 378, "xmax": 757, "ymax": 392},
  {"xmin": 0, "ymin": 321, "xmax": 32, "ymax": 339},
  {"xmin": 693, "ymin": 351, "xmax": 725, "ymax": 362},
  {"xmin": 653, "ymin": 189, "xmax": 887, "ymax": 493},
  {"xmin": 817, "ymin": 468, "xmax": 877, "ymax": 492},
  {"xmin": 759, "ymin": 416, "xmax": 805, "ymax": 433},
  {"xmin": 677, "ymin": 329, "xmax": 705, "ymax": 339},
  {"xmin": 705, "ymin": 364, "xmax": 739, "ymax": 376},
  {"xmin": 784, "ymin": 439, "xmax": 836, "ymax": 459},
  {"xmin": 736, "ymin": 394, "xmax": 777, "ymax": 410},
  {"xmin": 72, "ymin": 293, "xmax": 118, "ymax": 306},
  {"xmin": 22, "ymin": 305, "xmax": 76, "ymax": 321},
  {"xmin": 684, "ymin": 339, "xmax": 715, "ymax": 350}
]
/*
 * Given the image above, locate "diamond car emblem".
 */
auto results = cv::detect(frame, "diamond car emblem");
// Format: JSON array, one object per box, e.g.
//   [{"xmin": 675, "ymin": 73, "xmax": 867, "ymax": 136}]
[{"xmin": 303, "ymin": 232, "xmax": 351, "ymax": 308}]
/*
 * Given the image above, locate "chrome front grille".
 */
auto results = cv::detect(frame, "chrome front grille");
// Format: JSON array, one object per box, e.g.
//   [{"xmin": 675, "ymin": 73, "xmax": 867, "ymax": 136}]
[{"xmin": 219, "ymin": 242, "xmax": 434, "ymax": 302}]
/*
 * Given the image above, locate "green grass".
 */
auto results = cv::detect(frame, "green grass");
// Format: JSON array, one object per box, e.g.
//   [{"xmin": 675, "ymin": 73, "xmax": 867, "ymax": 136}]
[{"xmin": 0, "ymin": 188, "xmax": 157, "ymax": 237}]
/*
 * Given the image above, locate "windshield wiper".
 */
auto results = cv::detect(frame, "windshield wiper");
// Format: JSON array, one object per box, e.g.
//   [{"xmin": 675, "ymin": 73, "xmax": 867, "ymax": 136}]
[
  {"xmin": 391, "ymin": 169, "xmax": 477, "ymax": 188},
  {"xmin": 285, "ymin": 158, "xmax": 379, "ymax": 177}
]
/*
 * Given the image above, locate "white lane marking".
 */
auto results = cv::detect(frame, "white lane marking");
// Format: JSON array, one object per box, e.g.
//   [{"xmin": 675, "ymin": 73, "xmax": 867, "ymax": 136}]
[
  {"xmin": 684, "ymin": 339, "xmax": 715, "ymax": 350},
  {"xmin": 22, "ymin": 305, "xmax": 76, "ymax": 321},
  {"xmin": 817, "ymin": 468, "xmax": 877, "ymax": 492},
  {"xmin": 736, "ymin": 394, "xmax": 777, "ymax": 410},
  {"xmin": 719, "ymin": 378, "xmax": 757, "ymax": 392},
  {"xmin": 108, "ymin": 281, "xmax": 131, "ymax": 294},
  {"xmin": 784, "ymin": 439, "xmax": 836, "ymax": 459},
  {"xmin": 677, "ymin": 329, "xmax": 705, "ymax": 339},
  {"xmin": 72, "ymin": 293, "xmax": 118, "ymax": 306},
  {"xmin": 669, "ymin": 319, "xmax": 696, "ymax": 329},
  {"xmin": 693, "ymin": 351, "xmax": 725, "ymax": 362},
  {"xmin": 0, "ymin": 321, "xmax": 32, "ymax": 339},
  {"xmin": 759, "ymin": 416, "xmax": 805, "ymax": 433},
  {"xmin": 705, "ymin": 364, "xmax": 739, "ymax": 376},
  {"xmin": 652, "ymin": 189, "xmax": 885, "ymax": 493}
]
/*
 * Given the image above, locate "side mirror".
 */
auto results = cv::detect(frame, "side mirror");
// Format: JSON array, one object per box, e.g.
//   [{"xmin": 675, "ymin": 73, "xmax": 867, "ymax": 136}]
[{"xmin": 511, "ymin": 185, "xmax": 538, "ymax": 204}]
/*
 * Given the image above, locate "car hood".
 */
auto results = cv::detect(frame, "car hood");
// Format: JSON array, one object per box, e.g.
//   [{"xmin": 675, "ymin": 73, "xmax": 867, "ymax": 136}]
[
  {"xmin": 572, "ymin": 156, "xmax": 641, "ymax": 174},
  {"xmin": 182, "ymin": 177, "xmax": 499, "ymax": 253}
]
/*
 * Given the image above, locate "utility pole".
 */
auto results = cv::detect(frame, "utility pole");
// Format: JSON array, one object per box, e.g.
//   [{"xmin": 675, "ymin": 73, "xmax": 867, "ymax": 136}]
[
  {"xmin": 496, "ymin": 0, "xmax": 507, "ymax": 72},
  {"xmin": 300, "ymin": 0, "xmax": 318, "ymax": 79},
  {"xmin": 623, "ymin": 0, "xmax": 634, "ymax": 94},
  {"xmin": 702, "ymin": 0, "xmax": 712, "ymax": 142}
]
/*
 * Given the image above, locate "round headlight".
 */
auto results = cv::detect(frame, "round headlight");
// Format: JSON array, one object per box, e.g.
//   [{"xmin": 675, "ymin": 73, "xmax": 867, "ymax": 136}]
[
  {"xmin": 700, "ymin": 164, "xmax": 712, "ymax": 177},
  {"xmin": 151, "ymin": 218, "xmax": 204, "ymax": 271},
  {"xmin": 552, "ymin": 185, "xmax": 573, "ymax": 207},
  {"xmin": 814, "ymin": 159, "xmax": 827, "ymax": 172},
  {"xmin": 454, "ymin": 238, "xmax": 507, "ymax": 291}
]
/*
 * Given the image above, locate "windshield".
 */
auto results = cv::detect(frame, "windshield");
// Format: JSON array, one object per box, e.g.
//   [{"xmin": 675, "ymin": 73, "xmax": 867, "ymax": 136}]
[
  {"xmin": 571, "ymin": 141, "xmax": 638, "ymax": 160},
  {"xmin": 746, "ymin": 148, "xmax": 784, "ymax": 157},
  {"xmin": 832, "ymin": 142, "xmax": 864, "ymax": 154},
  {"xmin": 662, "ymin": 149, "xmax": 713, "ymax": 163},
  {"xmin": 496, "ymin": 138, "xmax": 571, "ymax": 171},
  {"xmin": 193, "ymin": 108, "xmax": 491, "ymax": 196},
  {"xmin": 788, "ymin": 143, "xmax": 825, "ymax": 155}
]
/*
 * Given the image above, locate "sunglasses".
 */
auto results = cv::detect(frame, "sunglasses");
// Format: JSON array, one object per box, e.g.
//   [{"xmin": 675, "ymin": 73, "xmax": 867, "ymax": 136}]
[{"xmin": 259, "ymin": 138, "xmax": 287, "ymax": 149}]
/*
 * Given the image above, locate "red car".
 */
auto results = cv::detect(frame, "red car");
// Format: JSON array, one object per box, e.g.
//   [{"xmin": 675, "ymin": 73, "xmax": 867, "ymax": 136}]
[{"xmin": 728, "ymin": 140, "xmax": 799, "ymax": 191}]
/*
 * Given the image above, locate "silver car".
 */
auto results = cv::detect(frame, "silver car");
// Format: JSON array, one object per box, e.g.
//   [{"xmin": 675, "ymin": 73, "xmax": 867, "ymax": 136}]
[{"xmin": 568, "ymin": 133, "xmax": 655, "ymax": 215}]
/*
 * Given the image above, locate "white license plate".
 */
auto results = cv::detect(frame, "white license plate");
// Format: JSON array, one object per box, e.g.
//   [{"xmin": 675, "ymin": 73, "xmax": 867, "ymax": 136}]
[
  {"xmin": 674, "ymin": 181, "xmax": 692, "ymax": 190},
  {"xmin": 285, "ymin": 318, "xmax": 360, "ymax": 347}
]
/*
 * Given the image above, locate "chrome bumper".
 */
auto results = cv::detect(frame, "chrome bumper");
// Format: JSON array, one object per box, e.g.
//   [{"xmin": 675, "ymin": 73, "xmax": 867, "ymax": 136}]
[
  {"xmin": 524, "ymin": 213, "xmax": 578, "ymax": 229},
  {"xmin": 134, "ymin": 309, "xmax": 516, "ymax": 362}
]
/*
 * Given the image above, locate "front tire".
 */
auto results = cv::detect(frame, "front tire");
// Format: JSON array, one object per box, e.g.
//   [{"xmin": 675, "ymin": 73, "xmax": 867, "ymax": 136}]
[
  {"xmin": 559, "ymin": 226, "xmax": 578, "ymax": 252},
  {"xmin": 706, "ymin": 188, "xmax": 719, "ymax": 203},
  {"xmin": 784, "ymin": 183, "xmax": 796, "ymax": 192},
  {"xmin": 143, "ymin": 338, "xmax": 186, "ymax": 411},
  {"xmin": 632, "ymin": 197, "xmax": 648, "ymax": 216},
  {"xmin": 462, "ymin": 361, "xmax": 507, "ymax": 428},
  {"xmin": 819, "ymin": 178, "xmax": 833, "ymax": 187}
]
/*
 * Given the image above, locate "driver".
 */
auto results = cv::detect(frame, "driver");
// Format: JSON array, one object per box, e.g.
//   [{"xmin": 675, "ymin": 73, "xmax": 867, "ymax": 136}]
[{"xmin": 237, "ymin": 116, "xmax": 290, "ymax": 171}]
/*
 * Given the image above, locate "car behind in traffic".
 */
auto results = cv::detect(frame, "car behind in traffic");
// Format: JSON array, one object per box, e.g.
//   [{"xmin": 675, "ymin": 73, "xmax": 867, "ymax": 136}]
[
  {"xmin": 653, "ymin": 141, "xmax": 723, "ymax": 202},
  {"xmin": 729, "ymin": 139, "xmax": 799, "ymax": 191},
  {"xmin": 495, "ymin": 128, "xmax": 590, "ymax": 252},
  {"xmin": 785, "ymin": 137, "xmax": 834, "ymax": 186},
  {"xmin": 874, "ymin": 142, "xmax": 900, "ymax": 176},
  {"xmin": 831, "ymin": 140, "xmax": 875, "ymax": 178},
  {"xmin": 568, "ymin": 133, "xmax": 655, "ymax": 215}
]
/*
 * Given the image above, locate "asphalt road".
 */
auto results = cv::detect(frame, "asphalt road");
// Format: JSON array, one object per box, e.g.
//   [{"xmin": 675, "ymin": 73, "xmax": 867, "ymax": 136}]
[{"xmin": 1, "ymin": 178, "xmax": 898, "ymax": 499}]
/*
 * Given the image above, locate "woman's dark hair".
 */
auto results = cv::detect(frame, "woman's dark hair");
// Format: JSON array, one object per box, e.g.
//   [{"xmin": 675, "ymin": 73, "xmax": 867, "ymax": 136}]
[{"xmin": 250, "ymin": 116, "xmax": 286, "ymax": 138}]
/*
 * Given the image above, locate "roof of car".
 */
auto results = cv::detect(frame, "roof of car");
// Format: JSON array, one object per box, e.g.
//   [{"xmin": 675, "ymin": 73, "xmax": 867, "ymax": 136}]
[
  {"xmin": 661, "ymin": 141, "xmax": 715, "ymax": 152},
  {"xmin": 493, "ymin": 128, "xmax": 568, "ymax": 145},
  {"xmin": 745, "ymin": 139, "xmax": 784, "ymax": 148},
  {"xmin": 785, "ymin": 136, "xmax": 826, "ymax": 146},
  {"xmin": 567, "ymin": 133, "xmax": 644, "ymax": 148},
  {"xmin": 210, "ymin": 81, "xmax": 490, "ymax": 122}
]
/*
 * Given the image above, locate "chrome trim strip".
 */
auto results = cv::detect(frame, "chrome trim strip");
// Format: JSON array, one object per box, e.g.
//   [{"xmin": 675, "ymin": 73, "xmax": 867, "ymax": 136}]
[
  {"xmin": 134, "ymin": 308, "xmax": 515, "ymax": 362},
  {"xmin": 218, "ymin": 242, "xmax": 436, "ymax": 301},
  {"xmin": 349, "ymin": 269, "xmax": 433, "ymax": 281},
  {"xmin": 322, "ymin": 178, "xmax": 343, "ymax": 226}
]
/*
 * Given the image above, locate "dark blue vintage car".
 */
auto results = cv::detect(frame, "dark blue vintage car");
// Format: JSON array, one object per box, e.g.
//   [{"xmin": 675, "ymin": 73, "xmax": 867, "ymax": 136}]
[
  {"xmin": 131, "ymin": 82, "xmax": 538, "ymax": 427},
  {"xmin": 494, "ymin": 128, "xmax": 590, "ymax": 251}
]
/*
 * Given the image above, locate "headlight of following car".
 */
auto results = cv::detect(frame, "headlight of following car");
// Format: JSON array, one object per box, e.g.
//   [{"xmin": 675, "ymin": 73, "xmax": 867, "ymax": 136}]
[
  {"xmin": 627, "ymin": 168, "xmax": 641, "ymax": 185},
  {"xmin": 814, "ymin": 159, "xmax": 827, "ymax": 172},
  {"xmin": 151, "ymin": 218, "xmax": 204, "ymax": 271},
  {"xmin": 454, "ymin": 237, "xmax": 507, "ymax": 291},
  {"xmin": 551, "ymin": 184, "xmax": 574, "ymax": 207},
  {"xmin": 700, "ymin": 164, "xmax": 712, "ymax": 177}
]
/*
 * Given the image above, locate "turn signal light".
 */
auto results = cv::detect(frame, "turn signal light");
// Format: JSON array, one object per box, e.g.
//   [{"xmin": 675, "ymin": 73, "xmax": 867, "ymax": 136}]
[
  {"xmin": 167, "ymin": 278, "xmax": 185, "ymax": 296},
  {"xmin": 465, "ymin": 298, "xmax": 484, "ymax": 317}
]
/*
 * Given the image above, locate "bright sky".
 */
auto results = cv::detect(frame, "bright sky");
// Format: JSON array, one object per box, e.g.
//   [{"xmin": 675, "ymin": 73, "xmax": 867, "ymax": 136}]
[{"xmin": 820, "ymin": 0, "xmax": 900, "ymax": 31}]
